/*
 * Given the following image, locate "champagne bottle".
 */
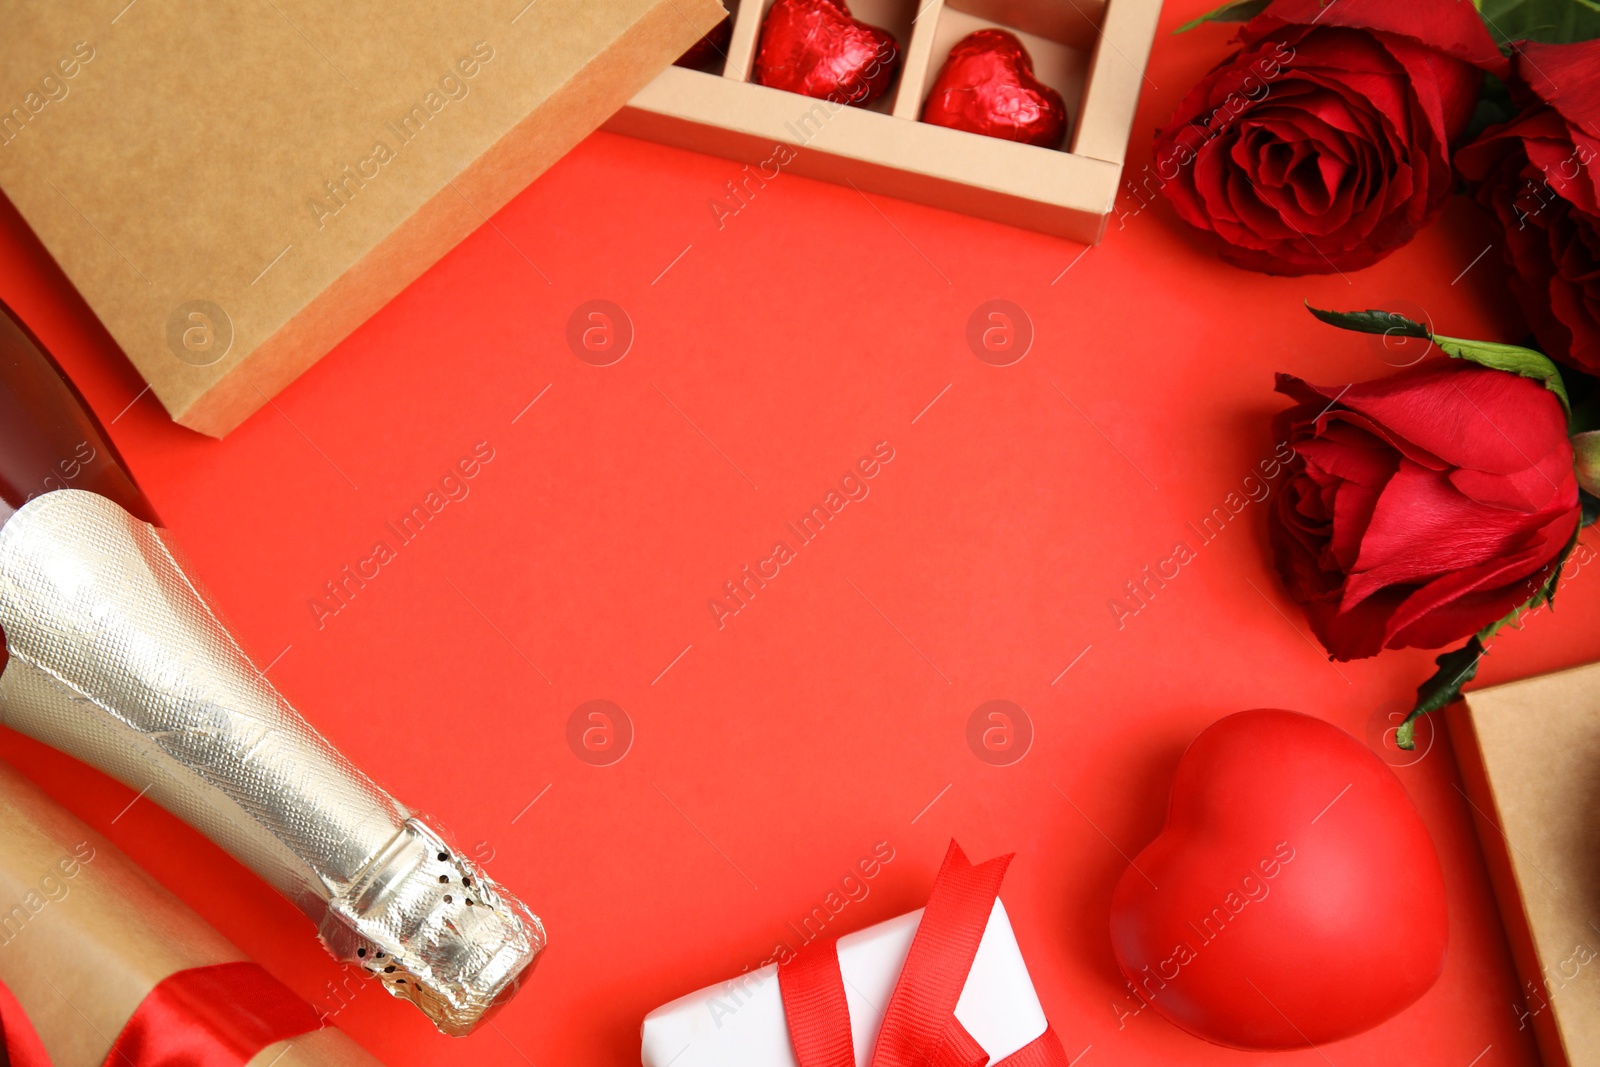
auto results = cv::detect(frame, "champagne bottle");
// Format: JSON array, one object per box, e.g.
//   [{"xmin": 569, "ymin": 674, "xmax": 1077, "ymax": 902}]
[{"xmin": 0, "ymin": 300, "xmax": 543, "ymax": 1036}]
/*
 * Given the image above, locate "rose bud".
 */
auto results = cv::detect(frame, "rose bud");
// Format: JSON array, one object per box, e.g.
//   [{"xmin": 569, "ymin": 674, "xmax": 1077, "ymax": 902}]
[
  {"xmin": 754, "ymin": 0, "xmax": 900, "ymax": 107},
  {"xmin": 1153, "ymin": 0, "xmax": 1507, "ymax": 275},
  {"xmin": 1457, "ymin": 40, "xmax": 1600, "ymax": 375},
  {"xmin": 1270, "ymin": 326, "xmax": 1580, "ymax": 661}
]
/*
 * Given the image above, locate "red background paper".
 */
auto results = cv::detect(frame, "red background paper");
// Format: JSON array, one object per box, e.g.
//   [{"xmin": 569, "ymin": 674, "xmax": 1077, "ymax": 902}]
[{"xmin": 0, "ymin": 3, "xmax": 1581, "ymax": 1064}]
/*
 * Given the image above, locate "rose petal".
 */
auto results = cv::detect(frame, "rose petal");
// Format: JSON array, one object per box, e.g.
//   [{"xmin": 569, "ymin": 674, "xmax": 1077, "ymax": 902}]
[
  {"xmin": 1333, "ymin": 364, "xmax": 1570, "ymax": 474},
  {"xmin": 1305, "ymin": 583, "xmax": 1410, "ymax": 661},
  {"xmin": 1448, "ymin": 444, "xmax": 1576, "ymax": 511},
  {"xmin": 1317, "ymin": 409, "xmax": 1450, "ymax": 470},
  {"xmin": 1514, "ymin": 40, "xmax": 1600, "ymax": 141},
  {"xmin": 1372, "ymin": 33, "xmax": 1482, "ymax": 145},
  {"xmin": 1243, "ymin": 0, "xmax": 1508, "ymax": 79},
  {"xmin": 1525, "ymin": 133, "xmax": 1600, "ymax": 217},
  {"xmin": 1342, "ymin": 456, "xmax": 1572, "ymax": 604},
  {"xmin": 1329, "ymin": 478, "xmax": 1383, "ymax": 571},
  {"xmin": 1382, "ymin": 509, "xmax": 1578, "ymax": 647},
  {"xmin": 1296, "ymin": 428, "xmax": 1400, "ymax": 489}
]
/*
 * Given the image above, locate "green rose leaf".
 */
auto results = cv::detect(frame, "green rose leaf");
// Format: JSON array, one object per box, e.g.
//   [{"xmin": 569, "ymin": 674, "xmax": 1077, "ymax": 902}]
[
  {"xmin": 1304, "ymin": 304, "xmax": 1430, "ymax": 338},
  {"xmin": 1476, "ymin": 0, "xmax": 1600, "ymax": 47},
  {"xmin": 1176, "ymin": 0, "xmax": 1271, "ymax": 33},
  {"xmin": 1395, "ymin": 637, "xmax": 1486, "ymax": 750},
  {"xmin": 1540, "ymin": 524, "xmax": 1582, "ymax": 610}
]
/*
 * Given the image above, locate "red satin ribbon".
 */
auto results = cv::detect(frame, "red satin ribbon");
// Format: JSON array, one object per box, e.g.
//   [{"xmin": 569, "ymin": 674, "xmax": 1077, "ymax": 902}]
[
  {"xmin": 0, "ymin": 974, "xmax": 52, "ymax": 1067},
  {"xmin": 778, "ymin": 841, "xmax": 1070, "ymax": 1067},
  {"xmin": 0, "ymin": 962, "xmax": 321, "ymax": 1067}
]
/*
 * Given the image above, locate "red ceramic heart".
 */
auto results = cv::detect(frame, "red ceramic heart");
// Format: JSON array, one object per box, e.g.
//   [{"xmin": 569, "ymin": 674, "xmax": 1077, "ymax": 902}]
[
  {"xmin": 754, "ymin": 0, "xmax": 900, "ymax": 107},
  {"xmin": 921, "ymin": 29, "xmax": 1067, "ymax": 148},
  {"xmin": 1109, "ymin": 709, "xmax": 1448, "ymax": 1049}
]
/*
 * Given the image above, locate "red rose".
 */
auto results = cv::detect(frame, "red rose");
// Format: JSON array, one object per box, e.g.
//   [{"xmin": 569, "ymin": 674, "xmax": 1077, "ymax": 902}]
[
  {"xmin": 1270, "ymin": 363, "xmax": 1578, "ymax": 660},
  {"xmin": 1154, "ymin": 0, "xmax": 1506, "ymax": 275},
  {"xmin": 1456, "ymin": 41, "xmax": 1600, "ymax": 374}
]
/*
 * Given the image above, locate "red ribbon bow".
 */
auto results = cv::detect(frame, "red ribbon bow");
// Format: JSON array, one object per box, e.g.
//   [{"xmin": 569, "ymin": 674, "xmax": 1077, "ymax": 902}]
[
  {"xmin": 777, "ymin": 841, "xmax": 1069, "ymax": 1067},
  {"xmin": 0, "ymin": 962, "xmax": 321, "ymax": 1066}
]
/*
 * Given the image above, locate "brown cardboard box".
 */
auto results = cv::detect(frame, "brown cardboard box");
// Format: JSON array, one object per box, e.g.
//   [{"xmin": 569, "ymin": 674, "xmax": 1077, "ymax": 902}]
[
  {"xmin": 609, "ymin": 0, "xmax": 1162, "ymax": 243},
  {"xmin": 0, "ymin": 0, "xmax": 724, "ymax": 437},
  {"xmin": 1451, "ymin": 663, "xmax": 1600, "ymax": 1067},
  {"xmin": 0, "ymin": 761, "xmax": 382, "ymax": 1065}
]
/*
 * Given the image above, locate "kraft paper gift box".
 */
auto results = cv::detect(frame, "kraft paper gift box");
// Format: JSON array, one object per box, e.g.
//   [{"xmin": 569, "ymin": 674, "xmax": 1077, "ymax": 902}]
[
  {"xmin": 610, "ymin": 0, "xmax": 1163, "ymax": 243},
  {"xmin": 0, "ymin": 0, "xmax": 724, "ymax": 437},
  {"xmin": 640, "ymin": 897, "xmax": 1051, "ymax": 1066},
  {"xmin": 0, "ymin": 759, "xmax": 384, "ymax": 1066},
  {"xmin": 1450, "ymin": 661, "xmax": 1600, "ymax": 1067}
]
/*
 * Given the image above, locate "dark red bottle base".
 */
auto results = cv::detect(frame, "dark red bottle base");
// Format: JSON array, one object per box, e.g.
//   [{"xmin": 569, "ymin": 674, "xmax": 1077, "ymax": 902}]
[{"xmin": 0, "ymin": 300, "xmax": 160, "ymax": 676}]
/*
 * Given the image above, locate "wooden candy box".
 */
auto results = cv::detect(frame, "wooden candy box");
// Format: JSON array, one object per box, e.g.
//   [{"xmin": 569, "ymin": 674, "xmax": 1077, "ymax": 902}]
[{"xmin": 609, "ymin": 0, "xmax": 1164, "ymax": 243}]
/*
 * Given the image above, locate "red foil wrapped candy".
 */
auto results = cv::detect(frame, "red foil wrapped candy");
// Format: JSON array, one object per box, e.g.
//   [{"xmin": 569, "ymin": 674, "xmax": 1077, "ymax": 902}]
[
  {"xmin": 754, "ymin": 0, "xmax": 901, "ymax": 107},
  {"xmin": 922, "ymin": 29, "xmax": 1067, "ymax": 148}
]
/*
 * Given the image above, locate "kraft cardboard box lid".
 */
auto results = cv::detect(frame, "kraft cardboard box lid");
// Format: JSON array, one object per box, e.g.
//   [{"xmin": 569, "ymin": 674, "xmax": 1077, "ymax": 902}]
[
  {"xmin": 0, "ymin": 0, "xmax": 724, "ymax": 437},
  {"xmin": 1452, "ymin": 662, "xmax": 1600, "ymax": 1067}
]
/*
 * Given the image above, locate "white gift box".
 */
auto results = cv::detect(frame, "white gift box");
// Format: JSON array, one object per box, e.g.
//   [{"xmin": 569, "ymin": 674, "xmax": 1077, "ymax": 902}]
[{"xmin": 640, "ymin": 899, "xmax": 1051, "ymax": 1067}]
